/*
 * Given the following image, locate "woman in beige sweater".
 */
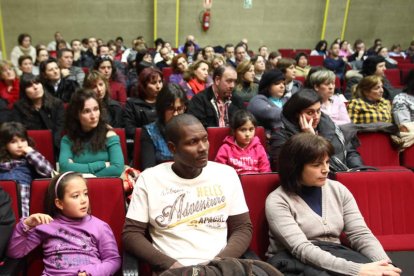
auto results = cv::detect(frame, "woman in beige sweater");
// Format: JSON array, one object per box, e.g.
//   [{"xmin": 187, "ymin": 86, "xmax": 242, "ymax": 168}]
[{"xmin": 266, "ymin": 133, "xmax": 401, "ymax": 276}]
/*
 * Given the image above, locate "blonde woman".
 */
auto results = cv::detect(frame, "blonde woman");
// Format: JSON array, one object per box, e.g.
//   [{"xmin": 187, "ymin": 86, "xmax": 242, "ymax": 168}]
[{"xmin": 234, "ymin": 60, "xmax": 258, "ymax": 103}]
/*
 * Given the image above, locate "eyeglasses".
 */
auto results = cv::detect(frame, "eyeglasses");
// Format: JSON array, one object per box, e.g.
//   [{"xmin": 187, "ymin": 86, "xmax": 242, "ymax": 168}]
[{"xmin": 166, "ymin": 105, "xmax": 186, "ymax": 114}]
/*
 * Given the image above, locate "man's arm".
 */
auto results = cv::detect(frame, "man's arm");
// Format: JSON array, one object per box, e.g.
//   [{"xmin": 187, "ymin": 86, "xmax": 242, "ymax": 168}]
[
  {"xmin": 216, "ymin": 212, "xmax": 252, "ymax": 258},
  {"xmin": 122, "ymin": 218, "xmax": 177, "ymax": 272}
]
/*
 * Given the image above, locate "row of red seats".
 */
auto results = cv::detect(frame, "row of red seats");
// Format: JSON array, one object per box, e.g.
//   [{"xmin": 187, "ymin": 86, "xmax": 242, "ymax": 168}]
[{"xmin": 28, "ymin": 128, "xmax": 414, "ymax": 171}]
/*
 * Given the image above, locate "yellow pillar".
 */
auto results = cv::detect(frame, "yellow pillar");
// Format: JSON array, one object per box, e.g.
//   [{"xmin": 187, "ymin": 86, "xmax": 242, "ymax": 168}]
[
  {"xmin": 0, "ymin": 1, "xmax": 7, "ymax": 60},
  {"xmin": 175, "ymin": 0, "xmax": 180, "ymax": 48},
  {"xmin": 154, "ymin": 0, "xmax": 158, "ymax": 41},
  {"xmin": 341, "ymin": 0, "xmax": 351, "ymax": 40},
  {"xmin": 320, "ymin": 0, "xmax": 330, "ymax": 40}
]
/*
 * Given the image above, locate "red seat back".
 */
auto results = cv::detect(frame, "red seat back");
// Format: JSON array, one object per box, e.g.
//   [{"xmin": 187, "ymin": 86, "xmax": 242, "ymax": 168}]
[
  {"xmin": 295, "ymin": 49, "xmax": 311, "ymax": 56},
  {"xmin": 28, "ymin": 130, "xmax": 55, "ymax": 168},
  {"xmin": 384, "ymin": 68, "xmax": 402, "ymax": 88},
  {"xmin": 393, "ymin": 56, "xmax": 409, "ymax": 64},
  {"xmin": 0, "ymin": 180, "xmax": 20, "ymax": 221},
  {"xmin": 295, "ymin": 76, "xmax": 305, "ymax": 85},
  {"xmin": 357, "ymin": 132, "xmax": 400, "ymax": 166},
  {"xmin": 308, "ymin": 55, "xmax": 324, "ymax": 66},
  {"xmin": 113, "ymin": 128, "xmax": 129, "ymax": 165},
  {"xmin": 207, "ymin": 127, "xmax": 266, "ymax": 161},
  {"xmin": 239, "ymin": 173, "xmax": 280, "ymax": 259},
  {"xmin": 162, "ymin": 67, "xmax": 173, "ymax": 83},
  {"xmin": 278, "ymin": 49, "xmax": 295, "ymax": 58},
  {"xmin": 334, "ymin": 171, "xmax": 414, "ymax": 237},
  {"xmin": 29, "ymin": 177, "xmax": 125, "ymax": 275},
  {"xmin": 401, "ymin": 145, "xmax": 414, "ymax": 169},
  {"xmin": 133, "ymin": 128, "xmax": 142, "ymax": 170}
]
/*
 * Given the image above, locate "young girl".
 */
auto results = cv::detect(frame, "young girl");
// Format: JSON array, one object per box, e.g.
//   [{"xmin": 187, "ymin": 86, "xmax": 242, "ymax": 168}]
[
  {"xmin": 0, "ymin": 122, "xmax": 53, "ymax": 217},
  {"xmin": 7, "ymin": 172, "xmax": 121, "ymax": 275},
  {"xmin": 215, "ymin": 110, "xmax": 271, "ymax": 174}
]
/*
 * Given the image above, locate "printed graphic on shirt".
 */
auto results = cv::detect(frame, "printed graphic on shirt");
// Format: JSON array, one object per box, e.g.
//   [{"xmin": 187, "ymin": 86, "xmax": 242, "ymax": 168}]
[
  {"xmin": 229, "ymin": 156, "xmax": 258, "ymax": 172},
  {"xmin": 49, "ymin": 227, "xmax": 94, "ymax": 269},
  {"xmin": 155, "ymin": 184, "xmax": 227, "ymax": 229}
]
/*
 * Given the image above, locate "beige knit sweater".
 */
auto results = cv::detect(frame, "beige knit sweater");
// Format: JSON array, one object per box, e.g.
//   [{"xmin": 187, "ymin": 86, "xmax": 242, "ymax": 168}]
[{"xmin": 265, "ymin": 179, "xmax": 390, "ymax": 276}]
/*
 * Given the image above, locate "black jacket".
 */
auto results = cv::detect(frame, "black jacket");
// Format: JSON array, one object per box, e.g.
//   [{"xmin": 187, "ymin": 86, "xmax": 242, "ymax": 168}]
[
  {"xmin": 269, "ymin": 113, "xmax": 363, "ymax": 171},
  {"xmin": 187, "ymin": 86, "xmax": 245, "ymax": 128},
  {"xmin": 106, "ymin": 99, "xmax": 124, "ymax": 128},
  {"xmin": 43, "ymin": 78, "xmax": 79, "ymax": 103},
  {"xmin": 123, "ymin": 97, "xmax": 157, "ymax": 139},
  {"xmin": 12, "ymin": 98, "xmax": 65, "ymax": 150},
  {"xmin": 0, "ymin": 187, "xmax": 16, "ymax": 261}
]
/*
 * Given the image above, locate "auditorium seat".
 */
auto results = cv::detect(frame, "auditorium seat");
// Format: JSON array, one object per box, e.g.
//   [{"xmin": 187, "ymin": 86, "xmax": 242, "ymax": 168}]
[
  {"xmin": 28, "ymin": 130, "xmax": 55, "ymax": 167},
  {"xmin": 113, "ymin": 128, "xmax": 129, "ymax": 165},
  {"xmin": 356, "ymin": 132, "xmax": 401, "ymax": 168},
  {"xmin": 207, "ymin": 127, "xmax": 266, "ymax": 161},
  {"xmin": 28, "ymin": 177, "xmax": 126, "ymax": 275},
  {"xmin": 401, "ymin": 145, "xmax": 414, "ymax": 170},
  {"xmin": 384, "ymin": 68, "xmax": 402, "ymax": 88},
  {"xmin": 295, "ymin": 49, "xmax": 311, "ymax": 56},
  {"xmin": 132, "ymin": 128, "xmax": 142, "ymax": 170},
  {"xmin": 334, "ymin": 170, "xmax": 414, "ymax": 251},
  {"xmin": 308, "ymin": 55, "xmax": 324, "ymax": 66},
  {"xmin": 0, "ymin": 180, "xmax": 20, "ymax": 221},
  {"xmin": 295, "ymin": 76, "xmax": 305, "ymax": 85},
  {"xmin": 278, "ymin": 48, "xmax": 295, "ymax": 58},
  {"xmin": 239, "ymin": 173, "xmax": 280, "ymax": 259},
  {"xmin": 162, "ymin": 67, "xmax": 173, "ymax": 83}
]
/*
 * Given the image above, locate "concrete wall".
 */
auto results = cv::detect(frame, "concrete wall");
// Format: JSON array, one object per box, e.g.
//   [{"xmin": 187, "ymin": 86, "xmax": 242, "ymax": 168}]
[{"xmin": 1, "ymin": 0, "xmax": 413, "ymax": 59}]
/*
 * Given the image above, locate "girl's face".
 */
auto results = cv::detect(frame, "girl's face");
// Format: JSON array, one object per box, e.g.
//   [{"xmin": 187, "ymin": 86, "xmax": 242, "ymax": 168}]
[
  {"xmin": 25, "ymin": 82, "xmax": 44, "ymax": 101},
  {"xmin": 212, "ymin": 58, "xmax": 224, "ymax": 69},
  {"xmin": 365, "ymin": 81, "xmax": 384, "ymax": 101},
  {"xmin": 234, "ymin": 120, "xmax": 255, "ymax": 149},
  {"xmin": 20, "ymin": 59, "xmax": 33, "ymax": 74},
  {"xmin": 164, "ymin": 98, "xmax": 186, "ymax": 123},
  {"xmin": 98, "ymin": 61, "xmax": 112, "ymax": 80},
  {"xmin": 45, "ymin": 62, "xmax": 61, "ymax": 81},
  {"xmin": 79, "ymin": 98, "xmax": 100, "ymax": 132},
  {"xmin": 269, "ymin": 81, "xmax": 285, "ymax": 98},
  {"xmin": 301, "ymin": 155, "xmax": 329, "ymax": 187},
  {"xmin": 143, "ymin": 54, "xmax": 153, "ymax": 63},
  {"xmin": 177, "ymin": 57, "xmax": 188, "ymax": 72},
  {"xmin": 56, "ymin": 176, "xmax": 89, "ymax": 219},
  {"xmin": 285, "ymin": 65, "xmax": 296, "ymax": 81},
  {"xmin": 145, "ymin": 74, "xmax": 163, "ymax": 100},
  {"xmin": 243, "ymin": 65, "xmax": 255, "ymax": 83},
  {"xmin": 254, "ymin": 56, "xmax": 266, "ymax": 73},
  {"xmin": 194, "ymin": 63, "xmax": 209, "ymax": 82},
  {"xmin": 1, "ymin": 65, "xmax": 16, "ymax": 81},
  {"xmin": 297, "ymin": 56, "xmax": 308, "ymax": 68},
  {"xmin": 341, "ymin": 41, "xmax": 348, "ymax": 50},
  {"xmin": 6, "ymin": 136, "xmax": 28, "ymax": 159},
  {"xmin": 300, "ymin": 101, "xmax": 321, "ymax": 129},
  {"xmin": 93, "ymin": 79, "xmax": 107, "ymax": 99},
  {"xmin": 314, "ymin": 81, "xmax": 335, "ymax": 101},
  {"xmin": 37, "ymin": 50, "xmax": 49, "ymax": 63}
]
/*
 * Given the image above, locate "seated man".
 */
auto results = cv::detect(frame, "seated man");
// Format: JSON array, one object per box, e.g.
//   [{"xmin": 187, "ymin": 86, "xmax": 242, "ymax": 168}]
[
  {"xmin": 123, "ymin": 114, "xmax": 252, "ymax": 273},
  {"xmin": 188, "ymin": 65, "xmax": 244, "ymax": 127}
]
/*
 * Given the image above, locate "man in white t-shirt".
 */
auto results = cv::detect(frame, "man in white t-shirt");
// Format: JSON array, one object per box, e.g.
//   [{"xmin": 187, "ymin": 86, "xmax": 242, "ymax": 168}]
[{"xmin": 123, "ymin": 114, "xmax": 252, "ymax": 273}]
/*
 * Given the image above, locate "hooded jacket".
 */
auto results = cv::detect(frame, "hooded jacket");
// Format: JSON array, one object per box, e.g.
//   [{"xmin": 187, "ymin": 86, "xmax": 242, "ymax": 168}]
[{"xmin": 215, "ymin": 135, "xmax": 271, "ymax": 175}]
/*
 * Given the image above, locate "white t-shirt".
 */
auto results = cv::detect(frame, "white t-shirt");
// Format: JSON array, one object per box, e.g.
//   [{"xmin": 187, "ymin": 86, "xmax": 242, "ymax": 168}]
[{"xmin": 126, "ymin": 161, "xmax": 248, "ymax": 266}]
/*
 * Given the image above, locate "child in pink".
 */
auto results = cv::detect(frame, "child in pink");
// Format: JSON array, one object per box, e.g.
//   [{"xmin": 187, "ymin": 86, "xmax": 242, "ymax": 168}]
[{"xmin": 215, "ymin": 110, "xmax": 271, "ymax": 174}]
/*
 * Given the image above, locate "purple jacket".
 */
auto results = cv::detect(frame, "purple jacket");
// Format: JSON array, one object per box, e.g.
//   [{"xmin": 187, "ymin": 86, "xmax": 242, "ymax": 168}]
[
  {"xmin": 7, "ymin": 214, "xmax": 121, "ymax": 276},
  {"xmin": 215, "ymin": 136, "xmax": 271, "ymax": 175}
]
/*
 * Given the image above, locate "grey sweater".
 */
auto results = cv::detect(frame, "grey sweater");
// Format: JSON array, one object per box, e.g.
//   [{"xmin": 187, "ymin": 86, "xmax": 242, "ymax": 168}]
[{"xmin": 265, "ymin": 179, "xmax": 390, "ymax": 276}]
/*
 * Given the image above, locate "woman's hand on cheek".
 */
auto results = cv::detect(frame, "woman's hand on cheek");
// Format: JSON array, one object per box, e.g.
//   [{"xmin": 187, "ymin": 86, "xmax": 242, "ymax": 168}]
[{"xmin": 299, "ymin": 114, "xmax": 315, "ymax": 135}]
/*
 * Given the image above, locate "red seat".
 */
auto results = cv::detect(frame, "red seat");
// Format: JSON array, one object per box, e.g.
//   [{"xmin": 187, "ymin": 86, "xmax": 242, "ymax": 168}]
[
  {"xmin": 401, "ymin": 145, "xmax": 414, "ymax": 169},
  {"xmin": 27, "ymin": 130, "xmax": 55, "ymax": 168},
  {"xmin": 113, "ymin": 128, "xmax": 129, "ymax": 165},
  {"xmin": 239, "ymin": 173, "xmax": 280, "ymax": 259},
  {"xmin": 308, "ymin": 55, "xmax": 324, "ymax": 66},
  {"xmin": 393, "ymin": 56, "xmax": 409, "ymax": 64},
  {"xmin": 278, "ymin": 48, "xmax": 295, "ymax": 58},
  {"xmin": 295, "ymin": 76, "xmax": 305, "ymax": 85},
  {"xmin": 397, "ymin": 63, "xmax": 414, "ymax": 70},
  {"xmin": 207, "ymin": 127, "xmax": 266, "ymax": 161},
  {"xmin": 357, "ymin": 132, "xmax": 400, "ymax": 167},
  {"xmin": 295, "ymin": 49, "xmax": 311, "ymax": 56},
  {"xmin": 28, "ymin": 177, "xmax": 125, "ymax": 275},
  {"xmin": 162, "ymin": 67, "xmax": 173, "ymax": 83},
  {"xmin": 132, "ymin": 128, "xmax": 142, "ymax": 170},
  {"xmin": 0, "ymin": 180, "xmax": 20, "ymax": 221},
  {"xmin": 334, "ymin": 170, "xmax": 414, "ymax": 251},
  {"xmin": 384, "ymin": 68, "xmax": 402, "ymax": 88}
]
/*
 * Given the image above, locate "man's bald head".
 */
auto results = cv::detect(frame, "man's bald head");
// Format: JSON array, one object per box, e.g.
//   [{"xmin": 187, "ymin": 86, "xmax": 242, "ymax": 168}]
[{"xmin": 166, "ymin": 114, "xmax": 203, "ymax": 145}]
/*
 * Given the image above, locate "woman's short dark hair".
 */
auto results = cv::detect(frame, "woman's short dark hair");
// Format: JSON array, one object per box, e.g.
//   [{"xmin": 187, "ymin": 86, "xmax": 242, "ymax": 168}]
[
  {"xmin": 183, "ymin": 41, "xmax": 196, "ymax": 54},
  {"xmin": 19, "ymin": 73, "xmax": 60, "ymax": 111},
  {"xmin": 0, "ymin": 122, "xmax": 34, "ymax": 162},
  {"xmin": 282, "ymin": 89, "xmax": 322, "ymax": 124},
  {"xmin": 279, "ymin": 133, "xmax": 334, "ymax": 194},
  {"xmin": 93, "ymin": 56, "xmax": 117, "ymax": 81},
  {"xmin": 64, "ymin": 89, "xmax": 108, "ymax": 155},
  {"xmin": 156, "ymin": 83, "xmax": 188, "ymax": 124},
  {"xmin": 83, "ymin": 70, "xmax": 110, "ymax": 104},
  {"xmin": 39, "ymin": 58, "xmax": 59, "ymax": 82},
  {"xmin": 276, "ymin": 58, "xmax": 296, "ymax": 74},
  {"xmin": 17, "ymin": 33, "xmax": 31, "ymax": 45},
  {"xmin": 230, "ymin": 109, "xmax": 257, "ymax": 132}
]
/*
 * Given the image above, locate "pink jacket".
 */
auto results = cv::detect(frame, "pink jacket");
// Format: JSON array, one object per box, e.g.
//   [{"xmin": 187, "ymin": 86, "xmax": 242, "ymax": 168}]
[{"xmin": 215, "ymin": 136, "xmax": 271, "ymax": 175}]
